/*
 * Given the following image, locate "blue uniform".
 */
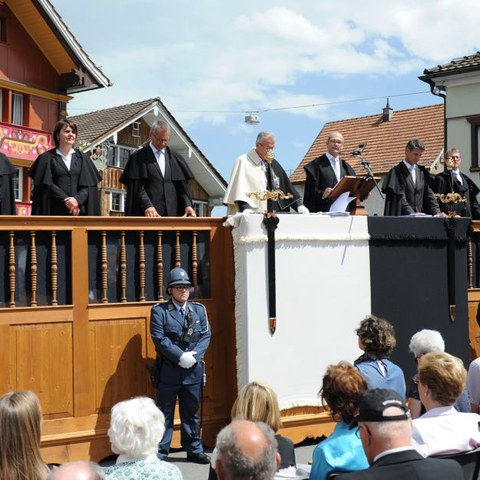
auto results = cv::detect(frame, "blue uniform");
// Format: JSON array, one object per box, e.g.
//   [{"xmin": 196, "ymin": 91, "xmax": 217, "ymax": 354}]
[{"xmin": 150, "ymin": 299, "xmax": 211, "ymax": 457}]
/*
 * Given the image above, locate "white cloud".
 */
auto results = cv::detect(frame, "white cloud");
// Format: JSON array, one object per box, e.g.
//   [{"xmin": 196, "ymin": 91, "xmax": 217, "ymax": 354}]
[{"xmin": 60, "ymin": 0, "xmax": 480, "ymax": 127}]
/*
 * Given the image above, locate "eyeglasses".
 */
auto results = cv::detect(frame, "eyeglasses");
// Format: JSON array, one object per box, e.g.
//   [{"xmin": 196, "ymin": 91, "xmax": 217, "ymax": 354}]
[
  {"xmin": 328, "ymin": 139, "xmax": 343, "ymax": 145},
  {"xmin": 354, "ymin": 424, "xmax": 371, "ymax": 439}
]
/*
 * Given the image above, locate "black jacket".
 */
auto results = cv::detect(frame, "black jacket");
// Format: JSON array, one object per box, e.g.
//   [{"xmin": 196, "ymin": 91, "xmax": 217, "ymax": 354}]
[
  {"xmin": 303, "ymin": 154, "xmax": 356, "ymax": 212},
  {"xmin": 29, "ymin": 149, "xmax": 101, "ymax": 215},
  {"xmin": 120, "ymin": 145, "xmax": 193, "ymax": 216},
  {"xmin": 382, "ymin": 161, "xmax": 440, "ymax": 216},
  {"xmin": 335, "ymin": 449, "xmax": 463, "ymax": 480}
]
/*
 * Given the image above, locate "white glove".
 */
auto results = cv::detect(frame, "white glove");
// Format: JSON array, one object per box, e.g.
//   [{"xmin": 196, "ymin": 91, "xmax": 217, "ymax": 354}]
[
  {"xmin": 242, "ymin": 208, "xmax": 255, "ymax": 215},
  {"xmin": 297, "ymin": 205, "xmax": 310, "ymax": 215},
  {"xmin": 178, "ymin": 351, "xmax": 197, "ymax": 369}
]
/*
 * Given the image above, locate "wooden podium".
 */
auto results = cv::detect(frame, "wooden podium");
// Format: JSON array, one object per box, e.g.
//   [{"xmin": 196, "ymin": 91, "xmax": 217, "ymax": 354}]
[{"xmin": 329, "ymin": 175, "xmax": 381, "ymax": 215}]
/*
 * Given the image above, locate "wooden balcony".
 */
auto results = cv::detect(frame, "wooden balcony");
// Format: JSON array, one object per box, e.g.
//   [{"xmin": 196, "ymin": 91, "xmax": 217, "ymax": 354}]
[{"xmin": 0, "ymin": 215, "xmax": 236, "ymax": 463}]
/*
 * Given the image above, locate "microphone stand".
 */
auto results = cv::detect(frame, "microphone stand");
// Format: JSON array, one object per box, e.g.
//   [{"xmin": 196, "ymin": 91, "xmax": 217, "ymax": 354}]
[{"xmin": 358, "ymin": 154, "xmax": 384, "ymax": 199}]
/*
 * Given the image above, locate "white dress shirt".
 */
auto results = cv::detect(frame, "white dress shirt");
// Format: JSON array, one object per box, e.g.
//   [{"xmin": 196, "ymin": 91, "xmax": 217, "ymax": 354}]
[
  {"xmin": 56, "ymin": 148, "xmax": 75, "ymax": 171},
  {"xmin": 326, "ymin": 152, "xmax": 341, "ymax": 182},
  {"xmin": 403, "ymin": 159, "xmax": 416, "ymax": 185},
  {"xmin": 412, "ymin": 405, "xmax": 480, "ymax": 457},
  {"xmin": 150, "ymin": 143, "xmax": 166, "ymax": 176}
]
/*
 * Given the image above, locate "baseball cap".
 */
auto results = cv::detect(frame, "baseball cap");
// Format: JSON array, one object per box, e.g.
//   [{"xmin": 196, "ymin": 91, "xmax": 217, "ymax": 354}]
[{"xmin": 350, "ymin": 388, "xmax": 410, "ymax": 428}]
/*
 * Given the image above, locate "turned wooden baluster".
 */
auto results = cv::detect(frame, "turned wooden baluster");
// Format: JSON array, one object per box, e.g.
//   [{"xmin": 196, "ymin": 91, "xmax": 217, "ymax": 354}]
[
  {"xmin": 30, "ymin": 231, "xmax": 37, "ymax": 306},
  {"xmin": 9, "ymin": 231, "xmax": 15, "ymax": 308},
  {"xmin": 139, "ymin": 231, "xmax": 145, "ymax": 301},
  {"xmin": 120, "ymin": 231, "xmax": 127, "ymax": 302},
  {"xmin": 192, "ymin": 231, "xmax": 199, "ymax": 298},
  {"xmin": 174, "ymin": 231, "xmax": 181, "ymax": 268},
  {"xmin": 51, "ymin": 232, "xmax": 58, "ymax": 306},
  {"xmin": 468, "ymin": 237, "xmax": 473, "ymax": 289},
  {"xmin": 157, "ymin": 231, "xmax": 164, "ymax": 301},
  {"xmin": 101, "ymin": 231, "xmax": 108, "ymax": 303}
]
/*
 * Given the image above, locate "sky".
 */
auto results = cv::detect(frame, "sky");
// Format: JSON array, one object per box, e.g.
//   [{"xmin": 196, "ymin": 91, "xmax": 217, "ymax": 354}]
[{"xmin": 55, "ymin": 0, "xmax": 480, "ymax": 188}]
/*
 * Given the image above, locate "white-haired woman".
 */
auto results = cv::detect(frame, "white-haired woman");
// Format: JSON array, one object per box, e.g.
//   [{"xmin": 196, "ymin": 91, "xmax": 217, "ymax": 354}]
[
  {"xmin": 407, "ymin": 329, "xmax": 469, "ymax": 418},
  {"xmin": 104, "ymin": 397, "xmax": 183, "ymax": 480}
]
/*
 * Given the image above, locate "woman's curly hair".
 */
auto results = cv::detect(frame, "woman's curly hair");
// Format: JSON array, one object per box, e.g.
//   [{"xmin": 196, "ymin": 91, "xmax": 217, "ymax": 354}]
[{"xmin": 355, "ymin": 315, "xmax": 396, "ymax": 358}]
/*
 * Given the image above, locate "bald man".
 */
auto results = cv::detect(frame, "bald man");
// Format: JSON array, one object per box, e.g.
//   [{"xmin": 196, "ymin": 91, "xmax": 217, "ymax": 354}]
[
  {"xmin": 46, "ymin": 461, "xmax": 105, "ymax": 480},
  {"xmin": 303, "ymin": 131, "xmax": 356, "ymax": 212},
  {"xmin": 215, "ymin": 419, "xmax": 280, "ymax": 480}
]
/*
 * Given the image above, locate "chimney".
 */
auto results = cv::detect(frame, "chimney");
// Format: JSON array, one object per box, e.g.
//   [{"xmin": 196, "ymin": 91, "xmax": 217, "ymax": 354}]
[{"xmin": 382, "ymin": 98, "xmax": 393, "ymax": 122}]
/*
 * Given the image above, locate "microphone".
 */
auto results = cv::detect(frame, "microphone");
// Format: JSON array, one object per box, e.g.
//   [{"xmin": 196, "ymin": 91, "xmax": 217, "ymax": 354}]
[{"xmin": 351, "ymin": 143, "xmax": 367, "ymax": 157}]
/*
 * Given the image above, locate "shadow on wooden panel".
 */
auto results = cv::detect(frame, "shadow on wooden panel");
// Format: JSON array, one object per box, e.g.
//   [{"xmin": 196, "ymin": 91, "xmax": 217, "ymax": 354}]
[{"xmin": 90, "ymin": 328, "xmax": 149, "ymax": 459}]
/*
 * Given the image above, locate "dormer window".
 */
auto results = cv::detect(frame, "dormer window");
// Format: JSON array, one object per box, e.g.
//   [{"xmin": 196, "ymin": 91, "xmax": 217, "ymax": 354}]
[{"xmin": 132, "ymin": 122, "xmax": 140, "ymax": 137}]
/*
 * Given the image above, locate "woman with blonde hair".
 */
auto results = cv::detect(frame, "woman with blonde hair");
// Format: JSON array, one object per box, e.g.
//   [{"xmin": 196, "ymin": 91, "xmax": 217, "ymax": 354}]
[
  {"xmin": 412, "ymin": 351, "xmax": 480, "ymax": 457},
  {"xmin": 0, "ymin": 390, "xmax": 49, "ymax": 480},
  {"xmin": 231, "ymin": 381, "xmax": 295, "ymax": 468}
]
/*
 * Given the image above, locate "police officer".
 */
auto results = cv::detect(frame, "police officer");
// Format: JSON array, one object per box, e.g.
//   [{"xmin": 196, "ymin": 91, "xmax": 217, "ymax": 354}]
[{"xmin": 150, "ymin": 267, "xmax": 211, "ymax": 464}]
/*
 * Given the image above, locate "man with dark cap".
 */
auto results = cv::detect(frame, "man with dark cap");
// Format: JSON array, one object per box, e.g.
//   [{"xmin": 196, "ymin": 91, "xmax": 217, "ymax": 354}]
[
  {"xmin": 335, "ymin": 388, "xmax": 463, "ymax": 479},
  {"xmin": 150, "ymin": 267, "xmax": 211, "ymax": 464}
]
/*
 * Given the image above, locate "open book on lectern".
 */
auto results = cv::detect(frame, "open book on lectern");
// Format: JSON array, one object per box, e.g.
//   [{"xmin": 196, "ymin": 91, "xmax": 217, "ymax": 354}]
[{"xmin": 329, "ymin": 175, "xmax": 381, "ymax": 201}]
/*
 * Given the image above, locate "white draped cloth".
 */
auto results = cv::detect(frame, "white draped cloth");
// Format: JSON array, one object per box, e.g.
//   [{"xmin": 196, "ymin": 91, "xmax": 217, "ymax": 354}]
[{"xmin": 223, "ymin": 148, "xmax": 268, "ymax": 214}]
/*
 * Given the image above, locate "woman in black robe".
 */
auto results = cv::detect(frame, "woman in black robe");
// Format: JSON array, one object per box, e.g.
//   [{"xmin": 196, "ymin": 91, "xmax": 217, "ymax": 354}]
[
  {"xmin": 29, "ymin": 119, "xmax": 101, "ymax": 215},
  {"xmin": 0, "ymin": 152, "xmax": 16, "ymax": 214}
]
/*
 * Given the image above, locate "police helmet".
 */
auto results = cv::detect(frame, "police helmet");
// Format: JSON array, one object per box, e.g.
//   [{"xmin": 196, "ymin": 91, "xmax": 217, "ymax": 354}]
[{"xmin": 167, "ymin": 267, "xmax": 192, "ymax": 289}]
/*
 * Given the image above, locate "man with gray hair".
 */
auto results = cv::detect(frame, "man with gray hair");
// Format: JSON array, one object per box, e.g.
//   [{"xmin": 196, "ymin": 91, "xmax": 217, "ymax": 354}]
[
  {"xmin": 382, "ymin": 139, "xmax": 443, "ymax": 216},
  {"xmin": 335, "ymin": 388, "xmax": 463, "ymax": 479},
  {"xmin": 46, "ymin": 461, "xmax": 105, "ymax": 480},
  {"xmin": 223, "ymin": 131, "xmax": 308, "ymax": 215},
  {"xmin": 215, "ymin": 419, "xmax": 280, "ymax": 480},
  {"xmin": 120, "ymin": 120, "xmax": 196, "ymax": 217}
]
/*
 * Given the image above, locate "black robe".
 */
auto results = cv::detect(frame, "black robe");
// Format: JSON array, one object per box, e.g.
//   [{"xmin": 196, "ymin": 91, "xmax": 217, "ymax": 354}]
[
  {"xmin": 119, "ymin": 145, "xmax": 194, "ymax": 216},
  {"xmin": 382, "ymin": 161, "xmax": 439, "ymax": 216},
  {"xmin": 29, "ymin": 148, "xmax": 102, "ymax": 215},
  {"xmin": 0, "ymin": 152, "xmax": 16, "ymax": 215},
  {"xmin": 265, "ymin": 158, "xmax": 302, "ymax": 212},
  {"xmin": 303, "ymin": 154, "xmax": 356, "ymax": 212},
  {"xmin": 434, "ymin": 169, "xmax": 480, "ymax": 219}
]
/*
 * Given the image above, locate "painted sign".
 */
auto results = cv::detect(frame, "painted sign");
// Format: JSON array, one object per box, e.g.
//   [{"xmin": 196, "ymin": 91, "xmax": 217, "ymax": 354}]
[{"xmin": 0, "ymin": 122, "xmax": 51, "ymax": 161}]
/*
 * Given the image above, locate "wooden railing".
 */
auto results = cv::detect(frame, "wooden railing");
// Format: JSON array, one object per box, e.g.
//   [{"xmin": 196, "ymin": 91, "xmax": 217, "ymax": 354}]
[{"xmin": 0, "ymin": 216, "xmax": 236, "ymax": 463}]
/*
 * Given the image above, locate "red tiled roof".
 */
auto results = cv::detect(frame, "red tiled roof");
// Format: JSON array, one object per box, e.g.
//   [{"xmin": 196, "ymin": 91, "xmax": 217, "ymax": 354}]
[{"xmin": 290, "ymin": 104, "xmax": 444, "ymax": 183}]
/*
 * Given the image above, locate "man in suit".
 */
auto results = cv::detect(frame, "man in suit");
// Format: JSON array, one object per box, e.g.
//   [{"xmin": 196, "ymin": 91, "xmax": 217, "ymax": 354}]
[
  {"xmin": 434, "ymin": 148, "xmax": 480, "ymax": 218},
  {"xmin": 120, "ymin": 121, "xmax": 196, "ymax": 217},
  {"xmin": 215, "ymin": 420, "xmax": 280, "ymax": 480},
  {"xmin": 335, "ymin": 388, "xmax": 463, "ymax": 480},
  {"xmin": 382, "ymin": 139, "xmax": 443, "ymax": 216},
  {"xmin": 223, "ymin": 131, "xmax": 309, "ymax": 215},
  {"xmin": 150, "ymin": 267, "xmax": 211, "ymax": 464},
  {"xmin": 303, "ymin": 131, "xmax": 356, "ymax": 212}
]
